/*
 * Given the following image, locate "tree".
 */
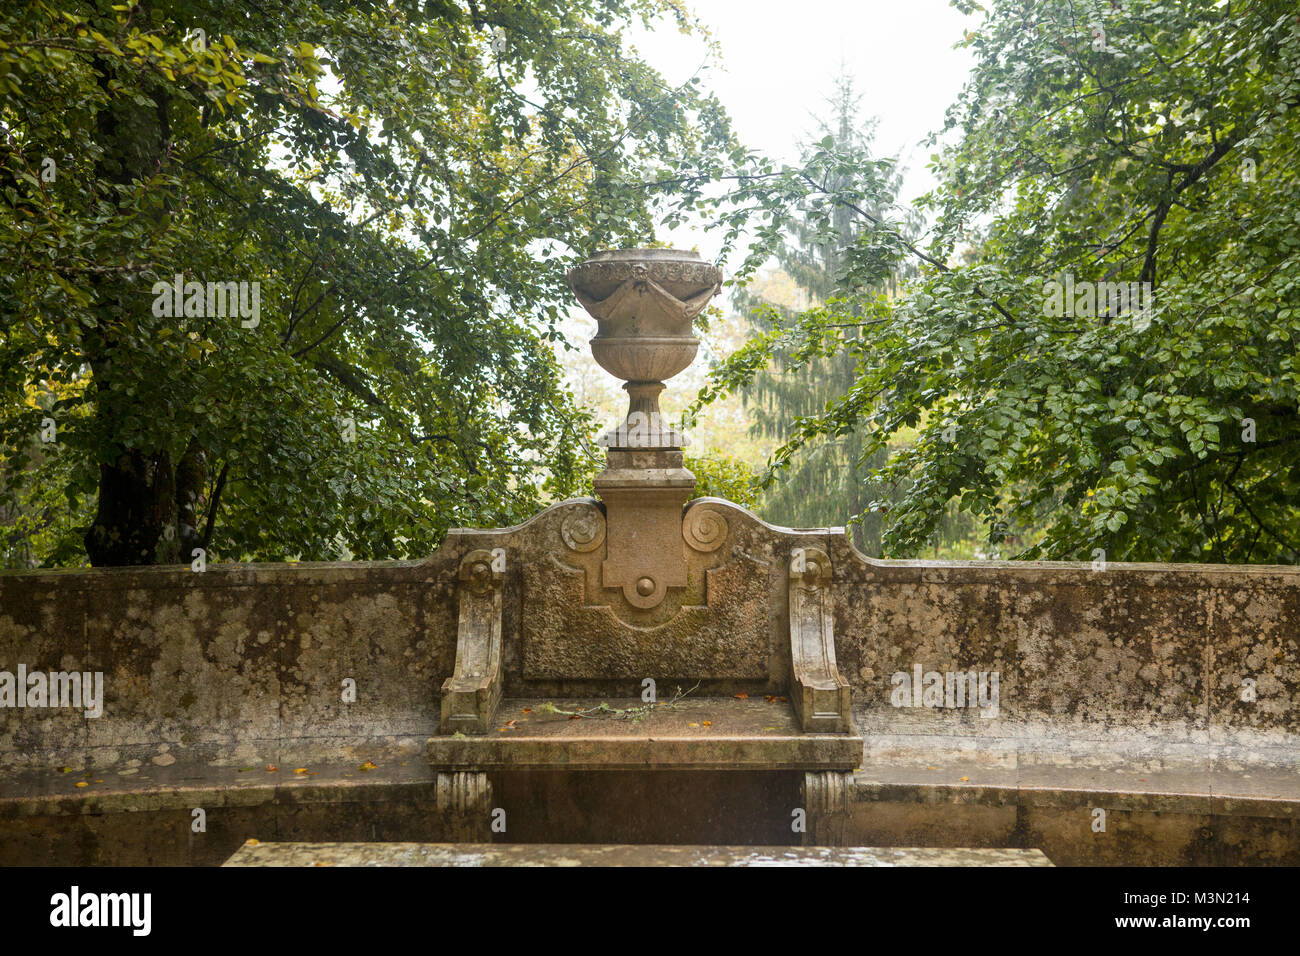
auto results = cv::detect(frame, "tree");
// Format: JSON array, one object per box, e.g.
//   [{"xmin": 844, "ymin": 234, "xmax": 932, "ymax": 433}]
[
  {"xmin": 699, "ymin": 0, "xmax": 1300, "ymax": 562},
  {"xmin": 735, "ymin": 72, "xmax": 930, "ymax": 553},
  {"xmin": 0, "ymin": 0, "xmax": 742, "ymax": 566}
]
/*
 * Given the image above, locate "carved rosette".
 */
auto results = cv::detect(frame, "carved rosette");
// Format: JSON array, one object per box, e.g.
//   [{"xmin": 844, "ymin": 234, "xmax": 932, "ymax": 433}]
[
  {"xmin": 561, "ymin": 505, "xmax": 606, "ymax": 553},
  {"xmin": 684, "ymin": 507, "xmax": 729, "ymax": 553}
]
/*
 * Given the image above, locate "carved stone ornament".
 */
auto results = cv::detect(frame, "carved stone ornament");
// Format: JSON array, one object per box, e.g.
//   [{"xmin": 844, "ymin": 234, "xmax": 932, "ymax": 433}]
[
  {"xmin": 566, "ymin": 249, "xmax": 725, "ymax": 609},
  {"xmin": 435, "ymin": 770, "xmax": 492, "ymax": 842},
  {"xmin": 788, "ymin": 546, "xmax": 852, "ymax": 733},
  {"xmin": 438, "ymin": 548, "xmax": 504, "ymax": 734},
  {"xmin": 683, "ymin": 507, "xmax": 729, "ymax": 553},
  {"xmin": 801, "ymin": 770, "xmax": 852, "ymax": 846},
  {"xmin": 568, "ymin": 248, "xmax": 722, "ymax": 450},
  {"xmin": 561, "ymin": 504, "xmax": 606, "ymax": 553}
]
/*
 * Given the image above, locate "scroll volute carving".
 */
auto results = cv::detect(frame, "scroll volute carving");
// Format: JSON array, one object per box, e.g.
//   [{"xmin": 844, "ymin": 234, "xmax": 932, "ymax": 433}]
[
  {"xmin": 788, "ymin": 546, "xmax": 852, "ymax": 733},
  {"xmin": 439, "ymin": 548, "xmax": 505, "ymax": 734}
]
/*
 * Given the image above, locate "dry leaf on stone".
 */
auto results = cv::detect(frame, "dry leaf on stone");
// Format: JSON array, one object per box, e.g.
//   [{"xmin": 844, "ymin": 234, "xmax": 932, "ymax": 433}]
[{"xmin": 359, "ymin": 761, "xmax": 377, "ymax": 771}]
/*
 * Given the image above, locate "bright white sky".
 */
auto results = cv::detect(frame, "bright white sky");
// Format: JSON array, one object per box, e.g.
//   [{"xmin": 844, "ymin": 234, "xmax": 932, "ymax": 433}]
[
  {"xmin": 630, "ymin": 0, "xmax": 979, "ymax": 257},
  {"xmin": 562, "ymin": 0, "xmax": 981, "ymax": 428}
]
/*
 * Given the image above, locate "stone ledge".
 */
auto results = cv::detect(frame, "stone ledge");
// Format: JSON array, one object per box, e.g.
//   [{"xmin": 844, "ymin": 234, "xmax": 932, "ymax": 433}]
[
  {"xmin": 426, "ymin": 697, "xmax": 863, "ymax": 771},
  {"xmin": 222, "ymin": 841, "xmax": 1055, "ymax": 867}
]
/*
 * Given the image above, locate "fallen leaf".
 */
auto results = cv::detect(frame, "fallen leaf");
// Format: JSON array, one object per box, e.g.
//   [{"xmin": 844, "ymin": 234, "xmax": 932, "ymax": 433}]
[
  {"xmin": 764, "ymin": 726, "xmax": 777, "ymax": 731},
  {"xmin": 358, "ymin": 761, "xmax": 377, "ymax": 771},
  {"xmin": 293, "ymin": 768, "xmax": 314, "ymax": 775},
  {"xmin": 927, "ymin": 766, "xmax": 937, "ymax": 770},
  {"xmin": 702, "ymin": 720, "xmax": 712, "ymax": 727},
  {"xmin": 265, "ymin": 764, "xmax": 279, "ymax": 772},
  {"xmin": 95, "ymin": 779, "xmax": 103, "ymax": 783},
  {"xmin": 505, "ymin": 719, "xmax": 517, "ymax": 728},
  {"xmin": 245, "ymin": 838, "xmax": 260, "ymax": 846},
  {"xmin": 75, "ymin": 781, "xmax": 88, "ymax": 788},
  {"xmin": 688, "ymin": 722, "xmax": 700, "ymax": 727},
  {"xmin": 237, "ymin": 766, "xmax": 255, "ymax": 772},
  {"xmin": 521, "ymin": 708, "xmax": 533, "ymax": 714},
  {"xmin": 568, "ymin": 714, "xmax": 581, "ymax": 720},
  {"xmin": 960, "ymin": 776, "xmax": 970, "ymax": 782},
  {"xmin": 733, "ymin": 693, "xmax": 749, "ymax": 699}
]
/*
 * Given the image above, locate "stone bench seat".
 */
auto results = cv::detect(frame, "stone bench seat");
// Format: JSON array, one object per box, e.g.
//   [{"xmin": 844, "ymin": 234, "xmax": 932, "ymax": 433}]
[
  {"xmin": 3, "ymin": 722, "xmax": 1296, "ymax": 817},
  {"xmin": 427, "ymin": 696, "xmax": 862, "ymax": 771}
]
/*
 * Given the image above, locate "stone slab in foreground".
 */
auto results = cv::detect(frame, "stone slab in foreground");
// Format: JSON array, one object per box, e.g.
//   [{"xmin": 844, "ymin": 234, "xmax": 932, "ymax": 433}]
[{"xmin": 223, "ymin": 841, "xmax": 1054, "ymax": 867}]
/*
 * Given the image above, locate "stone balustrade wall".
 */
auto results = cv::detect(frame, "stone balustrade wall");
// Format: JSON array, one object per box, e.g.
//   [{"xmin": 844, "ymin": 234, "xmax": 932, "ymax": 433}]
[{"xmin": 2, "ymin": 517, "xmax": 1296, "ymax": 771}]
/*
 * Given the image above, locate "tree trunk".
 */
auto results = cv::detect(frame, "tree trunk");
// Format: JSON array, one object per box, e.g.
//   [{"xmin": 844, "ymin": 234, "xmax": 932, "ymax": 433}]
[
  {"xmin": 82, "ymin": 44, "xmax": 185, "ymax": 567},
  {"xmin": 85, "ymin": 450, "xmax": 176, "ymax": 566}
]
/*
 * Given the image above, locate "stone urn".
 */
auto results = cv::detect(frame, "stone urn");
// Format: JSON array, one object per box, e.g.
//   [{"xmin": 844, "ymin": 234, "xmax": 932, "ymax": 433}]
[{"xmin": 567, "ymin": 248, "xmax": 722, "ymax": 448}]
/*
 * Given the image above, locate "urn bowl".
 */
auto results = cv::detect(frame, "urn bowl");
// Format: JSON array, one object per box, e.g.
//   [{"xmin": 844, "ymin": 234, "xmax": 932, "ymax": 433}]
[{"xmin": 567, "ymin": 248, "xmax": 722, "ymax": 384}]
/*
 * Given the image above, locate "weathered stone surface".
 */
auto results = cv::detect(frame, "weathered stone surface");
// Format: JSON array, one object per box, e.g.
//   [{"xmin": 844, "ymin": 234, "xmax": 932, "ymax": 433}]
[
  {"xmin": 4, "ymin": 476, "xmax": 1299, "ymax": 865},
  {"xmin": 788, "ymin": 547, "xmax": 851, "ymax": 732},
  {"xmin": 3, "ymin": 727, "xmax": 1300, "ymax": 863},
  {"xmin": 522, "ymin": 549, "xmax": 770, "ymax": 680},
  {"xmin": 829, "ymin": 537, "xmax": 1300, "ymax": 744},
  {"xmin": 0, "ymin": 561, "xmax": 457, "ymax": 773},
  {"xmin": 222, "ymin": 841, "xmax": 1055, "ymax": 867},
  {"xmin": 592, "ymin": 449, "xmax": 694, "ymax": 608},
  {"xmin": 439, "ymin": 550, "xmax": 504, "ymax": 734},
  {"xmin": 4, "ymin": 517, "xmax": 1298, "ymax": 776},
  {"xmin": 426, "ymin": 697, "xmax": 862, "ymax": 771}
]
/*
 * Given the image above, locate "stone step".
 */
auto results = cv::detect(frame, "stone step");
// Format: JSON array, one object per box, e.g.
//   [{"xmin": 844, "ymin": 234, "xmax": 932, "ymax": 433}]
[
  {"xmin": 5, "ymin": 730, "xmax": 1297, "ymax": 864},
  {"xmin": 221, "ymin": 840, "xmax": 1054, "ymax": 867}
]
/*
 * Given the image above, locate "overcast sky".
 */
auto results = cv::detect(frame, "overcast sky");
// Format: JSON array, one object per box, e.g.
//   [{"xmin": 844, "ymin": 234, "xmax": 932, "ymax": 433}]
[
  {"xmin": 562, "ymin": 1, "xmax": 980, "ymax": 409},
  {"xmin": 631, "ymin": 0, "xmax": 978, "ymax": 257}
]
